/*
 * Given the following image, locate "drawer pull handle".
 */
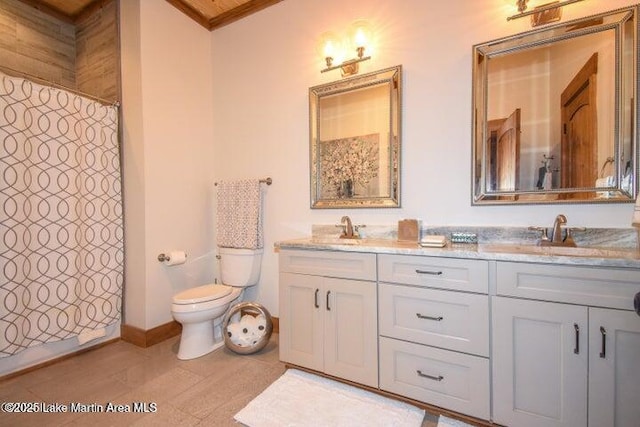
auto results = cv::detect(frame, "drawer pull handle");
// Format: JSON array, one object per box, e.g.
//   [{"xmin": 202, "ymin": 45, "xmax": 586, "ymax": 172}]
[
  {"xmin": 415, "ymin": 269, "xmax": 443, "ymax": 276},
  {"xmin": 599, "ymin": 326, "xmax": 607, "ymax": 358},
  {"xmin": 574, "ymin": 323, "xmax": 580, "ymax": 354},
  {"xmin": 314, "ymin": 289, "xmax": 319, "ymax": 309},
  {"xmin": 326, "ymin": 290, "xmax": 331, "ymax": 311},
  {"xmin": 416, "ymin": 313, "xmax": 444, "ymax": 321},
  {"xmin": 416, "ymin": 370, "xmax": 444, "ymax": 382}
]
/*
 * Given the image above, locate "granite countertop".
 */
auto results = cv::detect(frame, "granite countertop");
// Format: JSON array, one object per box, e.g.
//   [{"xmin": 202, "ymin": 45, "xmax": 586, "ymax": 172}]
[{"xmin": 275, "ymin": 237, "xmax": 640, "ymax": 269}]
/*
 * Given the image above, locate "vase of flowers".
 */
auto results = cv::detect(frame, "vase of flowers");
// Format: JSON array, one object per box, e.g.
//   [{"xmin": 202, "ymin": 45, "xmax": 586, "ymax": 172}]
[
  {"xmin": 340, "ymin": 179, "xmax": 354, "ymax": 198},
  {"xmin": 320, "ymin": 134, "xmax": 379, "ymax": 199}
]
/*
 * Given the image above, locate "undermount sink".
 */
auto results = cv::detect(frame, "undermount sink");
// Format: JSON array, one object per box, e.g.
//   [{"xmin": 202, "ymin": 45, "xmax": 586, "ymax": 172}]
[
  {"xmin": 479, "ymin": 243, "xmax": 640, "ymax": 259},
  {"xmin": 310, "ymin": 237, "xmax": 361, "ymax": 246}
]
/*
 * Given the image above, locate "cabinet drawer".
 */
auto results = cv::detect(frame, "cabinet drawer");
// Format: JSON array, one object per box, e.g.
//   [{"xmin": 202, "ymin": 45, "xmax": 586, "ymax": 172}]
[
  {"xmin": 379, "ymin": 283, "xmax": 489, "ymax": 356},
  {"xmin": 378, "ymin": 254, "xmax": 488, "ymax": 293},
  {"xmin": 379, "ymin": 337, "xmax": 490, "ymax": 420},
  {"xmin": 279, "ymin": 250, "xmax": 376, "ymax": 281},
  {"xmin": 496, "ymin": 262, "xmax": 640, "ymax": 310}
]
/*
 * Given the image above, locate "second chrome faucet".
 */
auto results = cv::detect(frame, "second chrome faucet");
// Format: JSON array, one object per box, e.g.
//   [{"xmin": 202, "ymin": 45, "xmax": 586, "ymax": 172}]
[
  {"xmin": 338, "ymin": 216, "xmax": 365, "ymax": 239},
  {"xmin": 529, "ymin": 214, "xmax": 586, "ymax": 247}
]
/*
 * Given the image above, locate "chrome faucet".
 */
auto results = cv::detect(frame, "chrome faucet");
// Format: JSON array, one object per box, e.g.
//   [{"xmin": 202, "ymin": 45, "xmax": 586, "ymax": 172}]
[
  {"xmin": 335, "ymin": 216, "xmax": 365, "ymax": 239},
  {"xmin": 339, "ymin": 216, "xmax": 355, "ymax": 239},
  {"xmin": 551, "ymin": 214, "xmax": 567, "ymax": 244},
  {"xmin": 529, "ymin": 214, "xmax": 585, "ymax": 247}
]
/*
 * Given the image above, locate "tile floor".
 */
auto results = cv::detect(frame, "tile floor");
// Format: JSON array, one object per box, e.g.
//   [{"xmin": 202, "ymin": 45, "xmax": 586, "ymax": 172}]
[{"xmin": 0, "ymin": 334, "xmax": 440, "ymax": 426}]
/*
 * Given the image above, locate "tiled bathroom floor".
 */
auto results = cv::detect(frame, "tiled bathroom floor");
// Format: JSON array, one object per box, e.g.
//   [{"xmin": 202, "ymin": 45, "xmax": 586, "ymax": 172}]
[{"xmin": 0, "ymin": 334, "xmax": 440, "ymax": 426}]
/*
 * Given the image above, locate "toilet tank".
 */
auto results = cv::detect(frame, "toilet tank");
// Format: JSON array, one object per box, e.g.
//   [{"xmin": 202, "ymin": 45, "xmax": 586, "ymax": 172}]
[{"xmin": 218, "ymin": 247, "xmax": 264, "ymax": 287}]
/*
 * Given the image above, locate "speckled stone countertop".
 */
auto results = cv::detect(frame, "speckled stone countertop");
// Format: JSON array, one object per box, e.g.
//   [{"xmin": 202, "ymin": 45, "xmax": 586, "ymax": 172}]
[{"xmin": 275, "ymin": 225, "xmax": 640, "ymax": 269}]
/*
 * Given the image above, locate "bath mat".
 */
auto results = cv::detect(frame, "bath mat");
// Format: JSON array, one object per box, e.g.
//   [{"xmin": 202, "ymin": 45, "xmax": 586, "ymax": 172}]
[
  {"xmin": 437, "ymin": 415, "xmax": 474, "ymax": 427},
  {"xmin": 234, "ymin": 369, "xmax": 425, "ymax": 427}
]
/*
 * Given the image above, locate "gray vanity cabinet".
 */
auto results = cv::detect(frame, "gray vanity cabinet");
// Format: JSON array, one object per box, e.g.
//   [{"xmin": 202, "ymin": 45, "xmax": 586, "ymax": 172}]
[
  {"xmin": 278, "ymin": 250, "xmax": 378, "ymax": 388},
  {"xmin": 277, "ymin": 241, "xmax": 640, "ymax": 426},
  {"xmin": 492, "ymin": 262, "xmax": 640, "ymax": 427},
  {"xmin": 588, "ymin": 308, "xmax": 640, "ymax": 427},
  {"xmin": 377, "ymin": 254, "xmax": 491, "ymax": 420}
]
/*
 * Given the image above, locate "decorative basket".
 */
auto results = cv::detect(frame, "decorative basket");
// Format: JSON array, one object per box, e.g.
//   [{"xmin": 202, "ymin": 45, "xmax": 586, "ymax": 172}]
[{"xmin": 223, "ymin": 302, "xmax": 273, "ymax": 355}]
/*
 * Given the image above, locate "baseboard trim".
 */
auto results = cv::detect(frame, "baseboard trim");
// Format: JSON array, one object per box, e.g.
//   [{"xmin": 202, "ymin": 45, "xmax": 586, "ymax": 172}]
[
  {"xmin": 120, "ymin": 321, "xmax": 182, "ymax": 348},
  {"xmin": 121, "ymin": 315, "xmax": 278, "ymax": 348}
]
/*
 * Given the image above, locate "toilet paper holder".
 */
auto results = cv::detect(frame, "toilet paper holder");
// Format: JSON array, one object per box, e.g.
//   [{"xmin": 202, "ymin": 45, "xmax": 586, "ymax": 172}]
[{"xmin": 158, "ymin": 253, "xmax": 170, "ymax": 262}]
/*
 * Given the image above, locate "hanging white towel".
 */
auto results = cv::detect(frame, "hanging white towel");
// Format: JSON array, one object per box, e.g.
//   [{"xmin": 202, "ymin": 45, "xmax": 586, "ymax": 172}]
[
  {"xmin": 632, "ymin": 195, "xmax": 640, "ymax": 228},
  {"xmin": 216, "ymin": 180, "xmax": 263, "ymax": 249},
  {"xmin": 542, "ymin": 171, "xmax": 553, "ymax": 190}
]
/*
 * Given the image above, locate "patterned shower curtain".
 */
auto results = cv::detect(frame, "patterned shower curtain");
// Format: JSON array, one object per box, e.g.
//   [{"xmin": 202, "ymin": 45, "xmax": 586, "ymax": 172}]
[{"xmin": 0, "ymin": 72, "xmax": 123, "ymax": 357}]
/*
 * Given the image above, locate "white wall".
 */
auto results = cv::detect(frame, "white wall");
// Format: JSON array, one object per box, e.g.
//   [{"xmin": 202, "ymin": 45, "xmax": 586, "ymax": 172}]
[
  {"xmin": 210, "ymin": 0, "xmax": 639, "ymax": 317},
  {"xmin": 121, "ymin": 0, "xmax": 215, "ymax": 329}
]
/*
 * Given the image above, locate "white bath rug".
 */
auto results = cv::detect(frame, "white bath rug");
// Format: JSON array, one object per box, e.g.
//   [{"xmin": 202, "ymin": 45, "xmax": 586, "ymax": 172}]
[
  {"xmin": 234, "ymin": 369, "xmax": 425, "ymax": 427},
  {"xmin": 437, "ymin": 415, "xmax": 474, "ymax": 427}
]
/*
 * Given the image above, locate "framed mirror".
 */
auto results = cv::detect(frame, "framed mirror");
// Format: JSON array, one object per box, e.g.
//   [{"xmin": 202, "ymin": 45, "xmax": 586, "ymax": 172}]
[
  {"xmin": 310, "ymin": 65, "xmax": 402, "ymax": 208},
  {"xmin": 472, "ymin": 6, "xmax": 638, "ymax": 204}
]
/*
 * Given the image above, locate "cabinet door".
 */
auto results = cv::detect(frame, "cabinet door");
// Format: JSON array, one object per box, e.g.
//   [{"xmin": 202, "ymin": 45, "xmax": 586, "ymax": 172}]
[
  {"xmin": 589, "ymin": 308, "xmax": 640, "ymax": 427},
  {"xmin": 324, "ymin": 277, "xmax": 378, "ymax": 388},
  {"xmin": 279, "ymin": 272, "xmax": 323, "ymax": 371},
  {"xmin": 492, "ymin": 297, "xmax": 588, "ymax": 427}
]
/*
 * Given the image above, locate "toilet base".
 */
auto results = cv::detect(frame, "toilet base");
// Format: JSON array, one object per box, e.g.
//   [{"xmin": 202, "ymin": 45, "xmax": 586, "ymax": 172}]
[{"xmin": 177, "ymin": 320, "xmax": 224, "ymax": 360}]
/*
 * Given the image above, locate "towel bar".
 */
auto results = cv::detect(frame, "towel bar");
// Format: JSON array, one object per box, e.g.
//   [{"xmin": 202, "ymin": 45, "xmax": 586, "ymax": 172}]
[{"xmin": 214, "ymin": 177, "xmax": 272, "ymax": 186}]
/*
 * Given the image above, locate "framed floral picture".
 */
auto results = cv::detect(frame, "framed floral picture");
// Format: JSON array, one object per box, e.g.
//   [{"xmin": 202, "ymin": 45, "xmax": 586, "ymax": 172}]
[{"xmin": 319, "ymin": 133, "xmax": 380, "ymax": 199}]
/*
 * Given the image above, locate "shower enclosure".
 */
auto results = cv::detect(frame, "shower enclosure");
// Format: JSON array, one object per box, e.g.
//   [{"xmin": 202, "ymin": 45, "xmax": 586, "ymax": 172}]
[{"xmin": 0, "ymin": 71, "xmax": 123, "ymax": 364}]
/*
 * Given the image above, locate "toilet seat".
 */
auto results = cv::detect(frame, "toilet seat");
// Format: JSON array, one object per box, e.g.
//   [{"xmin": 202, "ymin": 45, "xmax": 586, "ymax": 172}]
[{"xmin": 173, "ymin": 284, "xmax": 232, "ymax": 305}]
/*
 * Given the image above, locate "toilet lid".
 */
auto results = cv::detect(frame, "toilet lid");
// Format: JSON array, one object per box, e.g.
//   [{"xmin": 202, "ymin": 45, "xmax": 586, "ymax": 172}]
[{"xmin": 173, "ymin": 284, "xmax": 232, "ymax": 304}]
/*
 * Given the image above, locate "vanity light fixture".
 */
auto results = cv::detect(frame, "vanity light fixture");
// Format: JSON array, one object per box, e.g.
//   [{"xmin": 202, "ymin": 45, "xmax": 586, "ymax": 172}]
[
  {"xmin": 320, "ymin": 21, "xmax": 372, "ymax": 77},
  {"xmin": 508, "ymin": 0, "xmax": 585, "ymax": 26}
]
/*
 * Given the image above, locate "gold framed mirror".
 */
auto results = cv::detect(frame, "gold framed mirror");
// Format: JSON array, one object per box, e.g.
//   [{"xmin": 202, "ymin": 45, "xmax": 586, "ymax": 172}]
[
  {"xmin": 472, "ymin": 6, "xmax": 638, "ymax": 204},
  {"xmin": 310, "ymin": 65, "xmax": 402, "ymax": 208}
]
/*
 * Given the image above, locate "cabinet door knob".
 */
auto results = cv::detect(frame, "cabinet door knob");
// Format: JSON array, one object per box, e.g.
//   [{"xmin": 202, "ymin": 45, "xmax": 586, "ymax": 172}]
[
  {"xmin": 573, "ymin": 323, "xmax": 580, "ymax": 354},
  {"xmin": 314, "ymin": 288, "xmax": 319, "ymax": 309},
  {"xmin": 634, "ymin": 291, "xmax": 640, "ymax": 317},
  {"xmin": 326, "ymin": 290, "xmax": 331, "ymax": 311}
]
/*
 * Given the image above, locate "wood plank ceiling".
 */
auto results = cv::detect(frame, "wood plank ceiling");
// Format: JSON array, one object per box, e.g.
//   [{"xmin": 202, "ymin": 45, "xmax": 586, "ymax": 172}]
[{"xmin": 19, "ymin": 0, "xmax": 283, "ymax": 29}]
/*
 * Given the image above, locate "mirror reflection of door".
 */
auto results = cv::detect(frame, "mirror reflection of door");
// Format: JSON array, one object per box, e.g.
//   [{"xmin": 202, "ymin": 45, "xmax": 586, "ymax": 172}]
[
  {"xmin": 487, "ymin": 109, "xmax": 521, "ymax": 194},
  {"xmin": 474, "ymin": 12, "xmax": 632, "ymax": 204},
  {"xmin": 561, "ymin": 53, "xmax": 598, "ymax": 193}
]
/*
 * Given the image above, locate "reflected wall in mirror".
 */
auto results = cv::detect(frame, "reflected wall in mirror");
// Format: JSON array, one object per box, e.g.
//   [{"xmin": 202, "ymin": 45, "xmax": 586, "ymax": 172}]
[
  {"xmin": 310, "ymin": 65, "xmax": 402, "ymax": 208},
  {"xmin": 472, "ymin": 6, "xmax": 638, "ymax": 204}
]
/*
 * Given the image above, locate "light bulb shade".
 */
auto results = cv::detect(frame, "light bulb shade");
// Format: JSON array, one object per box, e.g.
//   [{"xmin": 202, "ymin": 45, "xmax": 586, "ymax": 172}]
[
  {"xmin": 324, "ymin": 40, "xmax": 335, "ymax": 57},
  {"xmin": 349, "ymin": 20, "xmax": 372, "ymax": 52},
  {"xmin": 354, "ymin": 27, "xmax": 367, "ymax": 47},
  {"xmin": 318, "ymin": 31, "xmax": 339, "ymax": 63}
]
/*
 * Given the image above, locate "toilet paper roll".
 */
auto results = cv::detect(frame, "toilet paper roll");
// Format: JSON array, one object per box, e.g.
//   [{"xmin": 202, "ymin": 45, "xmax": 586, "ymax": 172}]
[{"xmin": 164, "ymin": 251, "xmax": 187, "ymax": 266}]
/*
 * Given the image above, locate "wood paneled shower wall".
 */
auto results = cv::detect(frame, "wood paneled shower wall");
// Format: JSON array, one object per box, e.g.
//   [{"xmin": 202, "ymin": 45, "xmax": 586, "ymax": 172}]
[{"xmin": 0, "ymin": 0, "xmax": 119, "ymax": 103}]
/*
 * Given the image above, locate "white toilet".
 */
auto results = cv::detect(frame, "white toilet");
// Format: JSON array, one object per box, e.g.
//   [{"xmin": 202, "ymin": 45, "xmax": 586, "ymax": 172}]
[{"xmin": 171, "ymin": 247, "xmax": 263, "ymax": 360}]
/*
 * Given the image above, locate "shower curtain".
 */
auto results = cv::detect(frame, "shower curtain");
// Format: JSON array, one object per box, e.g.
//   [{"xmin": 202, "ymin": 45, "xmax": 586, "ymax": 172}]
[{"xmin": 0, "ymin": 72, "xmax": 123, "ymax": 357}]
